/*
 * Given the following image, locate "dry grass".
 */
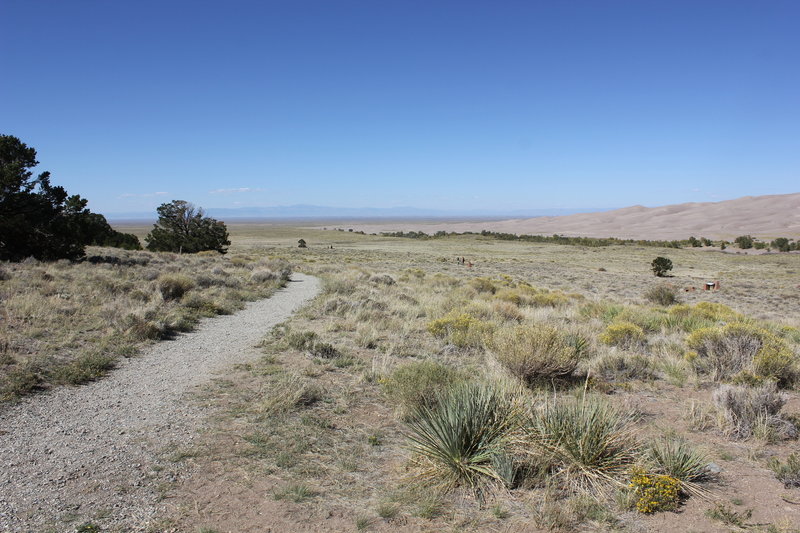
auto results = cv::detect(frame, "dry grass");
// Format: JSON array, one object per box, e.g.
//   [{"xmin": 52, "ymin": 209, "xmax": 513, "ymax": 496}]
[
  {"xmin": 7, "ymin": 222, "xmax": 800, "ymax": 531},
  {"xmin": 0, "ymin": 247, "xmax": 289, "ymax": 401}
]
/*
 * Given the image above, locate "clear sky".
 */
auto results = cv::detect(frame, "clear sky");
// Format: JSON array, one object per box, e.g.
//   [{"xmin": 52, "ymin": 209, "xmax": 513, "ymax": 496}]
[{"xmin": 2, "ymin": 1, "xmax": 798, "ymax": 216}]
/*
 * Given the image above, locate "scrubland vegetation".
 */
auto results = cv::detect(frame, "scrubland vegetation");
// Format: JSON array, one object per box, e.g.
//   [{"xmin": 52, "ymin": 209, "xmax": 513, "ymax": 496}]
[
  {"xmin": 2, "ymin": 224, "xmax": 799, "ymax": 531},
  {"xmin": 0, "ymin": 249, "xmax": 290, "ymax": 401},
  {"xmin": 100, "ymin": 225, "xmax": 795, "ymax": 533}
]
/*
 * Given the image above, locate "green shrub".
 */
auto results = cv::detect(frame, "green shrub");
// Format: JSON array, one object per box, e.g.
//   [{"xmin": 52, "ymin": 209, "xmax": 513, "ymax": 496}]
[
  {"xmin": 651, "ymin": 257, "xmax": 673, "ymax": 277},
  {"xmin": 157, "ymin": 274, "xmax": 195, "ymax": 301},
  {"xmin": 310, "ymin": 341, "xmax": 340, "ymax": 359},
  {"xmin": 579, "ymin": 301, "xmax": 625, "ymax": 322},
  {"xmin": 382, "ymin": 360, "xmax": 461, "ymax": 419},
  {"xmin": 705, "ymin": 503, "xmax": 752, "ymax": 526},
  {"xmin": 491, "ymin": 324, "xmax": 587, "ymax": 384},
  {"xmin": 768, "ymin": 453, "xmax": 800, "ymax": 488},
  {"xmin": 753, "ymin": 337, "xmax": 798, "ymax": 387},
  {"xmin": 286, "ymin": 331, "xmax": 318, "ymax": 351},
  {"xmin": 494, "ymin": 288, "xmax": 522, "ymax": 306},
  {"xmin": 469, "ymin": 277, "xmax": 497, "ymax": 294},
  {"xmin": 0, "ymin": 363, "xmax": 42, "ymax": 401},
  {"xmin": 530, "ymin": 290, "xmax": 570, "ymax": 308},
  {"xmin": 594, "ymin": 352, "xmax": 655, "ymax": 382},
  {"xmin": 686, "ymin": 322, "xmax": 797, "ymax": 385},
  {"xmin": 691, "ymin": 302, "xmax": 741, "ymax": 322},
  {"xmin": 405, "ymin": 382, "xmax": 521, "ymax": 498},
  {"xmin": 272, "ymin": 484, "xmax": 315, "ymax": 502},
  {"xmin": 525, "ymin": 398, "xmax": 639, "ymax": 491},
  {"xmin": 644, "ymin": 284, "xmax": 679, "ymax": 306},
  {"xmin": 734, "ymin": 235, "xmax": 753, "ymax": 249},
  {"xmin": 599, "ymin": 322, "xmax": 645, "ymax": 349},
  {"xmin": 123, "ymin": 314, "xmax": 165, "ymax": 341},
  {"xmin": 52, "ymin": 352, "xmax": 116, "ymax": 385},
  {"xmin": 615, "ymin": 307, "xmax": 666, "ymax": 333},
  {"xmin": 427, "ymin": 311, "xmax": 493, "ymax": 349}
]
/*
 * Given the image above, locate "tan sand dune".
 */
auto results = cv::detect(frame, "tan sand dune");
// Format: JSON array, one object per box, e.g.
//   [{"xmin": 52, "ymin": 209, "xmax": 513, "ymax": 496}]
[{"xmin": 347, "ymin": 193, "xmax": 800, "ymax": 241}]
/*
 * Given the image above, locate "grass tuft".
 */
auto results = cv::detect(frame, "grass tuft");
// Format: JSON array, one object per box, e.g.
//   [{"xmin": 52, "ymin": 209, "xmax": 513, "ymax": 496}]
[{"xmin": 768, "ymin": 453, "xmax": 800, "ymax": 488}]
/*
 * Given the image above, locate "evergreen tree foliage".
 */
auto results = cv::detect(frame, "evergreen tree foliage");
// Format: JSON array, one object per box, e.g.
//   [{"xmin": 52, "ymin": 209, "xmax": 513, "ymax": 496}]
[
  {"xmin": 0, "ymin": 135, "xmax": 140, "ymax": 261},
  {"xmin": 734, "ymin": 235, "xmax": 754, "ymax": 249},
  {"xmin": 651, "ymin": 256, "xmax": 673, "ymax": 277},
  {"xmin": 145, "ymin": 200, "xmax": 230, "ymax": 254}
]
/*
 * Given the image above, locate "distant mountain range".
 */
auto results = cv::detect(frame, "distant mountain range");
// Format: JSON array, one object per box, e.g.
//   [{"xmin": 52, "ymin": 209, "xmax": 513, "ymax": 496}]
[
  {"xmin": 105, "ymin": 205, "xmax": 607, "ymax": 221},
  {"xmin": 345, "ymin": 193, "xmax": 800, "ymax": 240}
]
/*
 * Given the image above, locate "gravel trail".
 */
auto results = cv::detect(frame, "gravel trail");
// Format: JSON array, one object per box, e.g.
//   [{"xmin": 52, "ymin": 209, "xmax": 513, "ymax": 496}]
[{"xmin": 0, "ymin": 273, "xmax": 320, "ymax": 532}]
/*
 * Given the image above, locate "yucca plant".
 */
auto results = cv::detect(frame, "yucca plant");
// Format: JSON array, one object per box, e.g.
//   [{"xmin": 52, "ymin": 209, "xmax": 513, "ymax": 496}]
[
  {"xmin": 647, "ymin": 437, "xmax": 713, "ymax": 497},
  {"xmin": 405, "ymin": 381, "xmax": 521, "ymax": 499},
  {"xmin": 526, "ymin": 397, "xmax": 639, "ymax": 492}
]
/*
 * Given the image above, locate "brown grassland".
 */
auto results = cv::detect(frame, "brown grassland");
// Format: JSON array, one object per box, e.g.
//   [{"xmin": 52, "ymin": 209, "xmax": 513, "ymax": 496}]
[{"xmin": 2, "ymin": 221, "xmax": 800, "ymax": 532}]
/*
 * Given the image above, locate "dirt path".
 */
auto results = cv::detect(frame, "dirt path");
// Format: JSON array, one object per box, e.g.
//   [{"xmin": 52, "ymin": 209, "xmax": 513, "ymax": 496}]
[{"xmin": 0, "ymin": 273, "xmax": 320, "ymax": 532}]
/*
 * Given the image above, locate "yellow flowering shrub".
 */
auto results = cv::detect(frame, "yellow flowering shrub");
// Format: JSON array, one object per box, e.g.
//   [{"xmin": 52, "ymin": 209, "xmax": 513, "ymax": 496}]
[
  {"xmin": 599, "ymin": 321, "xmax": 645, "ymax": 348},
  {"xmin": 686, "ymin": 322, "xmax": 797, "ymax": 386},
  {"xmin": 629, "ymin": 467, "xmax": 681, "ymax": 513},
  {"xmin": 427, "ymin": 311, "xmax": 492, "ymax": 348}
]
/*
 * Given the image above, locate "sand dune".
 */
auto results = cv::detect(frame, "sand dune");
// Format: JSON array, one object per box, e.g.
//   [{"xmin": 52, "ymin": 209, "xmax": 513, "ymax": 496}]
[{"xmin": 348, "ymin": 193, "xmax": 800, "ymax": 241}]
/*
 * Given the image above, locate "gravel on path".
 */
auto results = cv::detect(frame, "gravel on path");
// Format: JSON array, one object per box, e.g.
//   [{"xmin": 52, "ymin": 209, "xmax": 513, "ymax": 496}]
[{"xmin": 0, "ymin": 273, "xmax": 320, "ymax": 532}]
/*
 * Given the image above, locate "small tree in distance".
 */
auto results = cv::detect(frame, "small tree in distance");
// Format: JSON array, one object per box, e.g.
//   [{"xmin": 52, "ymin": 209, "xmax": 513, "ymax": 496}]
[
  {"xmin": 734, "ymin": 235, "xmax": 754, "ymax": 249},
  {"xmin": 651, "ymin": 257, "xmax": 673, "ymax": 277},
  {"xmin": 298, "ymin": 238, "xmax": 307, "ymax": 248},
  {"xmin": 145, "ymin": 200, "xmax": 230, "ymax": 254}
]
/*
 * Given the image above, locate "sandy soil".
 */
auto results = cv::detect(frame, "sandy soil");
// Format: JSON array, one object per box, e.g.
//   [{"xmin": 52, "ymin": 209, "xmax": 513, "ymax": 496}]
[
  {"xmin": 0, "ymin": 273, "xmax": 320, "ymax": 532},
  {"xmin": 341, "ymin": 193, "xmax": 800, "ymax": 241}
]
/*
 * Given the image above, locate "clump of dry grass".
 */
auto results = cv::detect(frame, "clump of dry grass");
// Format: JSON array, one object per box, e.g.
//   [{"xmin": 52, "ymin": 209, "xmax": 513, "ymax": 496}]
[
  {"xmin": 593, "ymin": 351, "xmax": 656, "ymax": 382},
  {"xmin": 711, "ymin": 383, "xmax": 797, "ymax": 441},
  {"xmin": 382, "ymin": 360, "xmax": 462, "ymax": 419},
  {"xmin": 258, "ymin": 371, "xmax": 325, "ymax": 415},
  {"xmin": 644, "ymin": 284, "xmax": 680, "ymax": 306},
  {"xmin": 0, "ymin": 247, "xmax": 291, "ymax": 401},
  {"xmin": 768, "ymin": 453, "xmax": 800, "ymax": 488},
  {"xmin": 157, "ymin": 274, "xmax": 195, "ymax": 301}
]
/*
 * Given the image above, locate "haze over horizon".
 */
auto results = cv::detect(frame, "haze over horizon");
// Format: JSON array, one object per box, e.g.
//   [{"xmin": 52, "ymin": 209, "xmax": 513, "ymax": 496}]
[{"xmin": 3, "ymin": 1, "xmax": 799, "ymax": 217}]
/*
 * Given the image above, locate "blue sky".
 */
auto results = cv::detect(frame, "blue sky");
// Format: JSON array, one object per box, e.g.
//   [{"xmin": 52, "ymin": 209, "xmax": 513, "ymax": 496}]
[{"xmin": 2, "ymin": 1, "xmax": 798, "ymax": 216}]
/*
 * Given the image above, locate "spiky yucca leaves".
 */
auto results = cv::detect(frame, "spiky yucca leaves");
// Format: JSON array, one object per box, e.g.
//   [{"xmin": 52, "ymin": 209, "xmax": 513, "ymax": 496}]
[
  {"xmin": 405, "ymin": 381, "xmax": 522, "ymax": 499},
  {"xmin": 526, "ymin": 397, "xmax": 639, "ymax": 493},
  {"xmin": 647, "ymin": 437, "xmax": 713, "ymax": 497}
]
